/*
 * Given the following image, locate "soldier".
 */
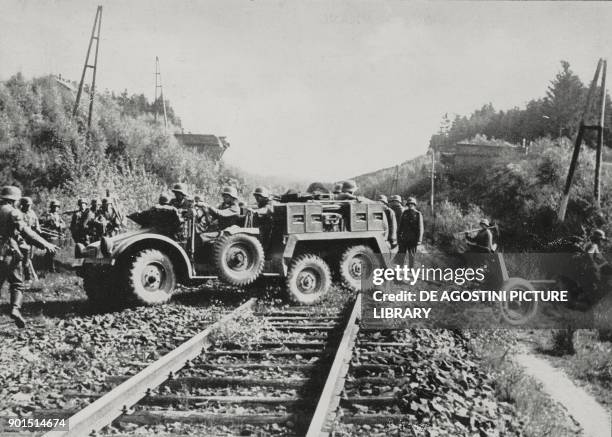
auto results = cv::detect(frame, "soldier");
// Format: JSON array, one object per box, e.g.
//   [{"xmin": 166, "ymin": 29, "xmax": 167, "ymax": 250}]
[
  {"xmin": 93, "ymin": 198, "xmax": 121, "ymax": 239},
  {"xmin": 170, "ymin": 183, "xmax": 192, "ymax": 210},
  {"xmin": 90, "ymin": 198, "xmax": 100, "ymax": 216},
  {"xmin": 332, "ymin": 183, "xmax": 343, "ymax": 195},
  {"xmin": 19, "ymin": 197, "xmax": 40, "ymax": 282},
  {"xmin": 334, "ymin": 180, "xmax": 360, "ymax": 201},
  {"xmin": 397, "ymin": 197, "xmax": 424, "ymax": 268},
  {"xmin": 0, "ymin": 186, "xmax": 58, "ymax": 328},
  {"xmin": 376, "ymin": 194, "xmax": 397, "ymax": 249},
  {"xmin": 250, "ymin": 187, "xmax": 275, "ymax": 250},
  {"xmin": 388, "ymin": 195, "xmax": 405, "ymax": 226},
  {"xmin": 465, "ymin": 219, "xmax": 494, "ymax": 253},
  {"xmin": 40, "ymin": 200, "xmax": 66, "ymax": 273},
  {"xmin": 70, "ymin": 198, "xmax": 94, "ymax": 245},
  {"xmin": 200, "ymin": 186, "xmax": 241, "ymax": 231}
]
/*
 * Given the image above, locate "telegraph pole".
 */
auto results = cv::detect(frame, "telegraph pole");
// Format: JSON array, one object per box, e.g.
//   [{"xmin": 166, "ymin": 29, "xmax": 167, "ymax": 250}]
[
  {"xmin": 155, "ymin": 56, "xmax": 168, "ymax": 131},
  {"xmin": 73, "ymin": 5, "xmax": 103, "ymax": 143}
]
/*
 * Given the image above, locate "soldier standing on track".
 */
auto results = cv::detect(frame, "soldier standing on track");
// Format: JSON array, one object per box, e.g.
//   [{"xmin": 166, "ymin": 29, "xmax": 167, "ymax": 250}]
[
  {"xmin": 388, "ymin": 195, "xmax": 405, "ymax": 227},
  {"xmin": 40, "ymin": 200, "xmax": 66, "ymax": 273},
  {"xmin": 200, "ymin": 186, "xmax": 241, "ymax": 231},
  {"xmin": 70, "ymin": 198, "xmax": 94, "ymax": 245},
  {"xmin": 1, "ymin": 186, "xmax": 58, "ymax": 328},
  {"xmin": 376, "ymin": 194, "xmax": 397, "ymax": 249},
  {"xmin": 397, "ymin": 197, "xmax": 424, "ymax": 268},
  {"xmin": 19, "ymin": 197, "xmax": 40, "ymax": 283}
]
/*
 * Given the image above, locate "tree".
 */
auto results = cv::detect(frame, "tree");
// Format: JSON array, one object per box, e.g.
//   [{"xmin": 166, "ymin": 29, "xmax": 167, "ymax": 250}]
[{"xmin": 543, "ymin": 60, "xmax": 585, "ymax": 139}]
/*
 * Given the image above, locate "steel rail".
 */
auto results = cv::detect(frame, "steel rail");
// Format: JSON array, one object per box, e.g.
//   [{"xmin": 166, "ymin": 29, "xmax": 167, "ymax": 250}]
[
  {"xmin": 305, "ymin": 294, "xmax": 361, "ymax": 437},
  {"xmin": 43, "ymin": 298, "xmax": 256, "ymax": 437}
]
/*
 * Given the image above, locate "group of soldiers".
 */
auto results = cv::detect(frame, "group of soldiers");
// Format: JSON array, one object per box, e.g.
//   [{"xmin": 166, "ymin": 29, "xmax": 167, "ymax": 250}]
[{"xmin": 0, "ymin": 187, "xmax": 124, "ymax": 329}]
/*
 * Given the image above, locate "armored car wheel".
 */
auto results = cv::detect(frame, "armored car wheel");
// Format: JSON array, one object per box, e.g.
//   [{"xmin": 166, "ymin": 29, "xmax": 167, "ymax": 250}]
[
  {"xmin": 286, "ymin": 254, "xmax": 331, "ymax": 305},
  {"xmin": 125, "ymin": 249, "xmax": 176, "ymax": 305},
  {"xmin": 213, "ymin": 234, "xmax": 265, "ymax": 286},
  {"xmin": 339, "ymin": 245, "xmax": 379, "ymax": 292},
  {"xmin": 497, "ymin": 277, "xmax": 538, "ymax": 325}
]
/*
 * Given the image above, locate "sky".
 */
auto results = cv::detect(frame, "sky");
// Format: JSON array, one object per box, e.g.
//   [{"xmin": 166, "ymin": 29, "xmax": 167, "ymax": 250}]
[{"xmin": 2, "ymin": 1, "xmax": 612, "ymax": 181}]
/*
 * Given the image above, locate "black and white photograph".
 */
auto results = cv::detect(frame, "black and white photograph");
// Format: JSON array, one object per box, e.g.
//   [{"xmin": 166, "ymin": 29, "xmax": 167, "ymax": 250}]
[{"xmin": 1, "ymin": 1, "xmax": 612, "ymax": 436}]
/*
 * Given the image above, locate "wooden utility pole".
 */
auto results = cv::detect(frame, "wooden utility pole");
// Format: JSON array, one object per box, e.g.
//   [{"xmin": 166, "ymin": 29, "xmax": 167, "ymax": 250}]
[
  {"xmin": 594, "ymin": 60, "xmax": 607, "ymax": 206},
  {"xmin": 389, "ymin": 165, "xmax": 399, "ymax": 194},
  {"xmin": 154, "ymin": 56, "xmax": 168, "ymax": 131},
  {"xmin": 558, "ymin": 58, "xmax": 607, "ymax": 221},
  {"xmin": 73, "ymin": 5, "xmax": 103, "ymax": 143},
  {"xmin": 430, "ymin": 148, "xmax": 435, "ymax": 215}
]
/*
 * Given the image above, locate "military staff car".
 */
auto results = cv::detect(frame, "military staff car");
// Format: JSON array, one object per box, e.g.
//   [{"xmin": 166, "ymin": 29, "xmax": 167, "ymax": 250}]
[{"xmin": 75, "ymin": 195, "xmax": 393, "ymax": 306}]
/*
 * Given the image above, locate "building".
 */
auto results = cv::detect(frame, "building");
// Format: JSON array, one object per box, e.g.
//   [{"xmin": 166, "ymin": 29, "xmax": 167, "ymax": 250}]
[{"xmin": 174, "ymin": 134, "xmax": 230, "ymax": 162}]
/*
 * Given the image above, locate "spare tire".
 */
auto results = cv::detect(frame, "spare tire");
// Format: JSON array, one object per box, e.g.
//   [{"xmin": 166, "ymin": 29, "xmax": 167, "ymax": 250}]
[
  {"xmin": 286, "ymin": 254, "xmax": 332, "ymax": 305},
  {"xmin": 339, "ymin": 245, "xmax": 379, "ymax": 292},
  {"xmin": 213, "ymin": 234, "xmax": 265, "ymax": 286}
]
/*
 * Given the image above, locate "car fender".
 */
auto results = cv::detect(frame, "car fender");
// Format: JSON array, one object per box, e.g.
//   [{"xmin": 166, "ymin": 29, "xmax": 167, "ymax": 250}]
[
  {"xmin": 222, "ymin": 225, "xmax": 260, "ymax": 236},
  {"xmin": 113, "ymin": 233, "xmax": 194, "ymax": 278}
]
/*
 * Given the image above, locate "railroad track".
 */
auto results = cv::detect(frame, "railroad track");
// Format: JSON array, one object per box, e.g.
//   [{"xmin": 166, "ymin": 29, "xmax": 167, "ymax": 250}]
[{"xmin": 22, "ymin": 296, "xmax": 359, "ymax": 437}]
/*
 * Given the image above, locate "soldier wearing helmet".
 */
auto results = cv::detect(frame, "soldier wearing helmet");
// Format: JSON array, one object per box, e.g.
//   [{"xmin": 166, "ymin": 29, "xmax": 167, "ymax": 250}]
[
  {"xmin": 577, "ymin": 228, "xmax": 610, "ymax": 307},
  {"xmin": 170, "ymin": 183, "xmax": 192, "ymax": 209},
  {"xmin": 70, "ymin": 198, "xmax": 94, "ymax": 245},
  {"xmin": 375, "ymin": 194, "xmax": 397, "ymax": 249},
  {"xmin": 19, "ymin": 197, "xmax": 40, "ymax": 283},
  {"xmin": 388, "ymin": 195, "xmax": 405, "ymax": 226},
  {"xmin": 584, "ymin": 229, "xmax": 608, "ymax": 264},
  {"xmin": 199, "ymin": 186, "xmax": 241, "ymax": 230},
  {"xmin": 334, "ymin": 180, "xmax": 364, "ymax": 201},
  {"xmin": 40, "ymin": 199, "xmax": 67, "ymax": 273},
  {"xmin": 250, "ymin": 187, "xmax": 275, "ymax": 250},
  {"xmin": 0, "ymin": 186, "xmax": 58, "ymax": 328},
  {"xmin": 465, "ymin": 218, "xmax": 494, "ymax": 253},
  {"xmin": 92, "ymin": 198, "xmax": 121, "ymax": 240},
  {"xmin": 397, "ymin": 197, "xmax": 424, "ymax": 268},
  {"xmin": 332, "ymin": 183, "xmax": 343, "ymax": 195}
]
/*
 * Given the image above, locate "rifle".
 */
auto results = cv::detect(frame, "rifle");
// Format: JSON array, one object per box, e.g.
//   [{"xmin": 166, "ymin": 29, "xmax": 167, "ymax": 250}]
[
  {"xmin": 61, "ymin": 209, "xmax": 80, "ymax": 216},
  {"xmin": 453, "ymin": 223, "xmax": 499, "ymax": 237},
  {"xmin": 40, "ymin": 227, "xmax": 63, "ymax": 240}
]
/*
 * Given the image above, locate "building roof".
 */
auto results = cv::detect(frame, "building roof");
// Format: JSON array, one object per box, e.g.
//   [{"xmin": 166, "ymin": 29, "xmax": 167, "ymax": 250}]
[{"xmin": 174, "ymin": 134, "xmax": 229, "ymax": 150}]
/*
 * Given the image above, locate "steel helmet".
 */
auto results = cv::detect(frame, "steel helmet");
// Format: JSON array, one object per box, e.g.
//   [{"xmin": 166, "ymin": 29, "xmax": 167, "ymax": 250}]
[
  {"xmin": 221, "ymin": 186, "xmax": 238, "ymax": 199},
  {"xmin": 389, "ymin": 195, "xmax": 402, "ymax": 203},
  {"xmin": 376, "ymin": 194, "xmax": 388, "ymax": 203},
  {"xmin": 101, "ymin": 197, "xmax": 110, "ymax": 204},
  {"xmin": 91, "ymin": 198, "xmax": 99, "ymax": 205},
  {"xmin": 407, "ymin": 197, "xmax": 417, "ymax": 206},
  {"xmin": 592, "ymin": 229, "xmax": 607, "ymax": 240},
  {"xmin": 0, "ymin": 186, "xmax": 21, "ymax": 201},
  {"xmin": 332, "ymin": 183, "xmax": 343, "ymax": 193},
  {"xmin": 479, "ymin": 218, "xmax": 490, "ymax": 227},
  {"xmin": 342, "ymin": 180, "xmax": 358, "ymax": 192},
  {"xmin": 171, "ymin": 183, "xmax": 188, "ymax": 196},
  {"xmin": 20, "ymin": 197, "xmax": 33, "ymax": 206},
  {"xmin": 252, "ymin": 187, "xmax": 270, "ymax": 199},
  {"xmin": 49, "ymin": 199, "xmax": 61, "ymax": 208},
  {"xmin": 77, "ymin": 198, "xmax": 87, "ymax": 205},
  {"xmin": 193, "ymin": 195, "xmax": 202, "ymax": 202},
  {"xmin": 158, "ymin": 194, "xmax": 170, "ymax": 205}
]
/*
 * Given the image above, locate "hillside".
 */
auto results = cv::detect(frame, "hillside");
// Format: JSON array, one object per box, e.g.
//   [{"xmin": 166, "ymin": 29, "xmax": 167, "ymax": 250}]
[
  {"xmin": 0, "ymin": 73, "xmax": 297, "ymax": 212},
  {"xmin": 352, "ymin": 61, "xmax": 612, "ymax": 251}
]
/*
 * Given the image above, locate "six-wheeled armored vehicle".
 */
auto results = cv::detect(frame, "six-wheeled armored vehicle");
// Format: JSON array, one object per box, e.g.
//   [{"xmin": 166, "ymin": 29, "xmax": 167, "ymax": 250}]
[{"xmin": 75, "ymin": 197, "xmax": 393, "ymax": 306}]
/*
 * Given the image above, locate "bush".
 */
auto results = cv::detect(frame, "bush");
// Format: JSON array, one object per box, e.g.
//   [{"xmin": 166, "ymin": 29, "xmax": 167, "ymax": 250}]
[{"xmin": 430, "ymin": 200, "xmax": 488, "ymax": 253}]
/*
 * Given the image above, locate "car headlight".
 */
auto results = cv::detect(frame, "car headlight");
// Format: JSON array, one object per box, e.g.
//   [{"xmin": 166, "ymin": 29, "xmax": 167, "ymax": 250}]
[{"xmin": 100, "ymin": 237, "xmax": 114, "ymax": 257}]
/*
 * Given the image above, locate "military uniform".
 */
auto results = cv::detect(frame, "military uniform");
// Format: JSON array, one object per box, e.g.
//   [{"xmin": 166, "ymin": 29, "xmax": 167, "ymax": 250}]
[
  {"xmin": 19, "ymin": 205, "xmax": 40, "ymax": 282},
  {"xmin": 93, "ymin": 205, "xmax": 121, "ymax": 238},
  {"xmin": 207, "ymin": 202, "xmax": 241, "ymax": 230},
  {"xmin": 397, "ymin": 201, "xmax": 423, "ymax": 268},
  {"xmin": 388, "ymin": 196, "xmax": 405, "ymax": 227},
  {"xmin": 466, "ymin": 228, "xmax": 493, "ymax": 253},
  {"xmin": 380, "ymin": 204, "xmax": 397, "ymax": 249},
  {"xmin": 70, "ymin": 207, "xmax": 94, "ymax": 245},
  {"xmin": 40, "ymin": 206, "xmax": 66, "ymax": 273},
  {"xmin": 1, "ymin": 187, "xmax": 54, "ymax": 328}
]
